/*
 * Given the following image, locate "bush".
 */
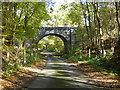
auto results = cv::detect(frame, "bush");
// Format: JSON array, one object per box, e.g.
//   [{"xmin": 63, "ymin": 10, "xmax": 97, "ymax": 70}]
[
  {"xmin": 62, "ymin": 54, "xmax": 87, "ymax": 63},
  {"xmin": 24, "ymin": 53, "xmax": 44, "ymax": 67},
  {"xmin": 2, "ymin": 60, "xmax": 20, "ymax": 78},
  {"xmin": 47, "ymin": 49, "xmax": 55, "ymax": 52},
  {"xmin": 2, "ymin": 53, "xmax": 44, "ymax": 78},
  {"xmin": 62, "ymin": 54, "xmax": 72, "ymax": 59}
]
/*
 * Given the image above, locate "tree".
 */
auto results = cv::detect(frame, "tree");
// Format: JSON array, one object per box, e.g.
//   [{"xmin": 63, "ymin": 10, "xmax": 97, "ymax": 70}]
[
  {"xmin": 2, "ymin": 2, "xmax": 51, "ymax": 65},
  {"xmin": 114, "ymin": 2, "xmax": 120, "ymax": 57}
]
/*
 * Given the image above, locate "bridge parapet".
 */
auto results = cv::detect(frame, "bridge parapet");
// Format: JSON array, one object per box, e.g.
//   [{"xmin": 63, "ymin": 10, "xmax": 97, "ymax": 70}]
[{"xmin": 37, "ymin": 27, "xmax": 78, "ymax": 41}]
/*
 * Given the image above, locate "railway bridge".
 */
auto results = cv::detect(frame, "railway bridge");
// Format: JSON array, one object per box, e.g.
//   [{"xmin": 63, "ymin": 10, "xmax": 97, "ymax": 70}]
[{"xmin": 26, "ymin": 27, "xmax": 79, "ymax": 53}]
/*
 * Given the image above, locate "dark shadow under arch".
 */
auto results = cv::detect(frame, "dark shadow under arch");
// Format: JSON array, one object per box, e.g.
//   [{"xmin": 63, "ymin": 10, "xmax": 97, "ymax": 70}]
[{"xmin": 37, "ymin": 34, "xmax": 68, "ymax": 54}]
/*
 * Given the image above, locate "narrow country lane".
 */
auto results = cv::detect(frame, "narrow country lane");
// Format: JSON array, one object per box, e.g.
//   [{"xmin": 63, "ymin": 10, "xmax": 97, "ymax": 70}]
[
  {"xmin": 2, "ymin": 2, "xmax": 120, "ymax": 90},
  {"xmin": 24, "ymin": 52, "xmax": 107, "ymax": 89}
]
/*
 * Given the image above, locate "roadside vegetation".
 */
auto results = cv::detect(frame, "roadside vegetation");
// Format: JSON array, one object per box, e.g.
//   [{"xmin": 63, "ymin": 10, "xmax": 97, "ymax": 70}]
[
  {"xmin": 1, "ymin": 1, "xmax": 120, "ymax": 89},
  {"xmin": 62, "ymin": 54, "xmax": 120, "ymax": 76},
  {"xmin": 2, "ymin": 48, "xmax": 44, "ymax": 78},
  {"xmin": 1, "ymin": 2, "xmax": 51, "ymax": 78},
  {"xmin": 59, "ymin": 1, "xmax": 120, "ymax": 77}
]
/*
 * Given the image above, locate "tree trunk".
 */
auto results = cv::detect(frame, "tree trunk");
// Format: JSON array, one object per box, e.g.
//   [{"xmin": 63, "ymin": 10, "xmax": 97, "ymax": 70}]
[
  {"xmin": 92, "ymin": 2, "xmax": 103, "ymax": 55},
  {"xmin": 80, "ymin": 2, "xmax": 89, "ymax": 40},
  {"xmin": 115, "ymin": 2, "xmax": 120, "ymax": 32},
  {"xmin": 24, "ymin": 44, "xmax": 26, "ymax": 64},
  {"xmin": 114, "ymin": 2, "xmax": 120, "ymax": 57},
  {"xmin": 86, "ymin": 2, "xmax": 92, "ymax": 43},
  {"xmin": 80, "ymin": 2, "xmax": 91, "ymax": 57},
  {"xmin": 7, "ymin": 47, "xmax": 9, "ymax": 61}
]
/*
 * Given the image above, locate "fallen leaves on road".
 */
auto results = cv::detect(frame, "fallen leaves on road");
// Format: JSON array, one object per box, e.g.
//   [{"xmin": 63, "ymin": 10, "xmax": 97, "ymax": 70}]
[
  {"xmin": 61, "ymin": 58, "xmax": 120, "ymax": 89},
  {"xmin": 1, "ymin": 56, "xmax": 120, "ymax": 89},
  {"xmin": 1, "ymin": 55, "xmax": 46, "ymax": 90}
]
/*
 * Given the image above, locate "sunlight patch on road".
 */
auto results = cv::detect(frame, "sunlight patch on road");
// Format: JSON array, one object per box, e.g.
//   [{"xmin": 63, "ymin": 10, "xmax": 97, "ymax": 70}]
[
  {"xmin": 24, "ymin": 67, "xmax": 41, "ymax": 73},
  {"xmin": 57, "ymin": 69, "xmax": 74, "ymax": 73},
  {"xmin": 40, "ymin": 69, "xmax": 57, "ymax": 76},
  {"xmin": 59, "ymin": 63, "xmax": 69, "ymax": 65}
]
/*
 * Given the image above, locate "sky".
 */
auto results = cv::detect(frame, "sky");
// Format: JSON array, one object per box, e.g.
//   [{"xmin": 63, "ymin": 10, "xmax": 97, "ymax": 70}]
[
  {"xmin": 53, "ymin": 0, "xmax": 74, "ymax": 5},
  {"xmin": 46, "ymin": 0, "xmax": 76, "ymax": 8}
]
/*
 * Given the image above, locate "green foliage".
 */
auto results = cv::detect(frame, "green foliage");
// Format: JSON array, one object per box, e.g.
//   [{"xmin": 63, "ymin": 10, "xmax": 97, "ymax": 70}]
[
  {"xmin": 47, "ymin": 49, "xmax": 55, "ymax": 52},
  {"xmin": 62, "ymin": 53, "xmax": 120, "ymax": 76},
  {"xmin": 2, "ymin": 59, "xmax": 20, "ymax": 78},
  {"xmin": 39, "ymin": 35, "xmax": 64, "ymax": 54},
  {"xmin": 62, "ymin": 54, "xmax": 86, "ymax": 63},
  {"xmin": 2, "ymin": 1, "xmax": 120, "ymax": 79},
  {"xmin": 67, "ymin": 2, "xmax": 83, "ymax": 26},
  {"xmin": 2, "ymin": 52, "xmax": 43, "ymax": 78},
  {"xmin": 2, "ymin": 2, "xmax": 51, "ymax": 46},
  {"xmin": 2, "ymin": 2, "xmax": 50, "ymax": 78},
  {"xmin": 87, "ymin": 56, "xmax": 120, "ymax": 75},
  {"xmin": 24, "ymin": 53, "xmax": 43, "ymax": 67},
  {"xmin": 86, "ymin": 57, "xmax": 106, "ymax": 67}
]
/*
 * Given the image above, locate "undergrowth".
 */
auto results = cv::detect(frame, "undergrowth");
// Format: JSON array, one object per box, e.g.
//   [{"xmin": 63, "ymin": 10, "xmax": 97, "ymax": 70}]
[
  {"xmin": 2, "ymin": 53, "xmax": 43, "ymax": 78},
  {"xmin": 62, "ymin": 54, "xmax": 120, "ymax": 76}
]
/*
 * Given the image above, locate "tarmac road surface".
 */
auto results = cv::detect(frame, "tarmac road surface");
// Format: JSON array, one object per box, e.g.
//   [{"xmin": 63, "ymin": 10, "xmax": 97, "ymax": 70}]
[{"xmin": 24, "ymin": 52, "xmax": 107, "ymax": 89}]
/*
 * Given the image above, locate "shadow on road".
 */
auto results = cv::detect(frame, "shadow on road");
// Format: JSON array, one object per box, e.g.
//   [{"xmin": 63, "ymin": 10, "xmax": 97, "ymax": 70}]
[{"xmin": 24, "ymin": 52, "xmax": 109, "ymax": 89}]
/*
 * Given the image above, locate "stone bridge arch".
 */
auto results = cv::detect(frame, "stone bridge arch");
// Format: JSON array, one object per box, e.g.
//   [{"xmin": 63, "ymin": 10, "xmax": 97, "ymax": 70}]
[
  {"xmin": 26, "ymin": 27, "xmax": 79, "ymax": 54},
  {"xmin": 38, "ymin": 34, "xmax": 68, "ymax": 54}
]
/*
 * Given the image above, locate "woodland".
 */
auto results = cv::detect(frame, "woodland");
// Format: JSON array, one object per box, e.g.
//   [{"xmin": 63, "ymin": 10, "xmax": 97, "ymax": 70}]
[{"xmin": 1, "ymin": 1, "xmax": 120, "ymax": 89}]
